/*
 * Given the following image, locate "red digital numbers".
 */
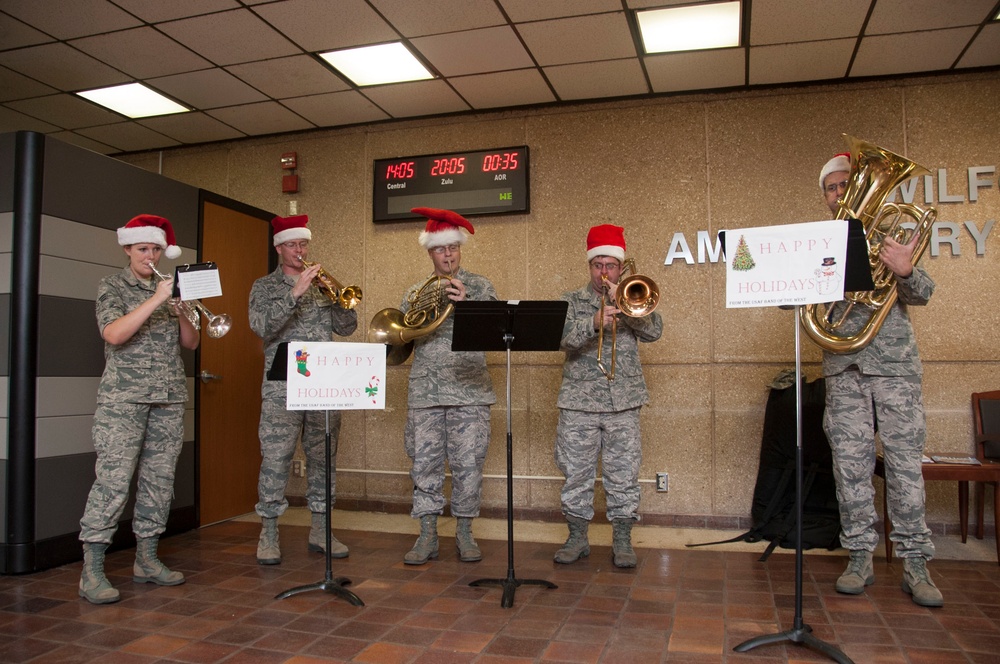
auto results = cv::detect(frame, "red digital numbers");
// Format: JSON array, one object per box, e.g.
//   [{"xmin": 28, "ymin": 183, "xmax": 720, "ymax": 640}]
[
  {"xmin": 481, "ymin": 152, "xmax": 519, "ymax": 172},
  {"xmin": 430, "ymin": 157, "xmax": 466, "ymax": 176},
  {"xmin": 385, "ymin": 161, "xmax": 415, "ymax": 179}
]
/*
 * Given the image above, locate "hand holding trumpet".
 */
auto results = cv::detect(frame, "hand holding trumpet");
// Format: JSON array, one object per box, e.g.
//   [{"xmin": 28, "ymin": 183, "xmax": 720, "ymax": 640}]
[{"xmin": 292, "ymin": 261, "xmax": 323, "ymax": 299}]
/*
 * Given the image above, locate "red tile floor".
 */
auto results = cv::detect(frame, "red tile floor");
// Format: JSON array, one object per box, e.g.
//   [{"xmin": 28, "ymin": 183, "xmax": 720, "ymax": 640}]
[{"xmin": 1, "ymin": 520, "xmax": 998, "ymax": 663}]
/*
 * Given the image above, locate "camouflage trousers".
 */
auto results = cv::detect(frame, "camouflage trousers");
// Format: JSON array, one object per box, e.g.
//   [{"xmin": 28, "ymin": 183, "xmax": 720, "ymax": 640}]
[
  {"xmin": 404, "ymin": 405, "xmax": 490, "ymax": 518},
  {"xmin": 255, "ymin": 398, "xmax": 341, "ymax": 518},
  {"xmin": 555, "ymin": 408, "xmax": 642, "ymax": 522},
  {"xmin": 80, "ymin": 402, "xmax": 184, "ymax": 544},
  {"xmin": 824, "ymin": 370, "xmax": 934, "ymax": 559}
]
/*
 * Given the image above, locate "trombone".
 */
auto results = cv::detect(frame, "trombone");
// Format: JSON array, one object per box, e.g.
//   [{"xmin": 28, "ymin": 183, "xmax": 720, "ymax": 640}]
[
  {"xmin": 596, "ymin": 258, "xmax": 659, "ymax": 381},
  {"xmin": 148, "ymin": 263, "xmax": 232, "ymax": 338},
  {"xmin": 297, "ymin": 256, "xmax": 362, "ymax": 309}
]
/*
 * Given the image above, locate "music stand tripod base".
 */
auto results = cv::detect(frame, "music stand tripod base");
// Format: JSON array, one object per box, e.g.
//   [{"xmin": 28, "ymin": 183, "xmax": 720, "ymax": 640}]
[{"xmin": 469, "ymin": 575, "xmax": 557, "ymax": 609}]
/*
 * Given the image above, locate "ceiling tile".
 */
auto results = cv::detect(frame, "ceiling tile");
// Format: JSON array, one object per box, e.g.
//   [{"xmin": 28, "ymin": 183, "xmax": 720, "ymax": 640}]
[
  {"xmin": 138, "ymin": 112, "xmax": 246, "ymax": 144},
  {"xmin": 867, "ymin": 0, "xmax": 998, "ymax": 34},
  {"xmin": 750, "ymin": 39, "xmax": 855, "ymax": 85},
  {"xmin": 1, "ymin": 0, "xmax": 142, "ymax": 40},
  {"xmin": 0, "ymin": 66, "xmax": 57, "ymax": 102},
  {"xmin": 252, "ymin": 0, "xmax": 398, "ymax": 53},
  {"xmin": 750, "ymin": 0, "xmax": 870, "ymax": 45},
  {"xmin": 450, "ymin": 69, "xmax": 556, "ymax": 109},
  {"xmin": 0, "ymin": 13, "xmax": 54, "ymax": 49},
  {"xmin": 499, "ymin": 0, "xmax": 622, "ymax": 23},
  {"xmin": 148, "ymin": 69, "xmax": 269, "ymax": 109},
  {"xmin": 71, "ymin": 27, "xmax": 213, "ymax": 79},
  {"xmin": 6, "ymin": 93, "xmax": 124, "ymax": 129},
  {"xmin": 47, "ymin": 131, "xmax": 117, "ymax": 154},
  {"xmin": 0, "ymin": 42, "xmax": 131, "ymax": 90},
  {"xmin": 517, "ymin": 13, "xmax": 635, "ymax": 67},
  {"xmin": 110, "ymin": 0, "xmax": 242, "ymax": 23},
  {"xmin": 0, "ymin": 105, "xmax": 60, "ymax": 133},
  {"xmin": 645, "ymin": 48, "xmax": 745, "ymax": 93},
  {"xmin": 411, "ymin": 27, "xmax": 535, "ymax": 77},
  {"xmin": 544, "ymin": 59, "xmax": 648, "ymax": 101},
  {"xmin": 76, "ymin": 122, "xmax": 181, "ymax": 152},
  {"xmin": 361, "ymin": 79, "xmax": 470, "ymax": 118},
  {"xmin": 369, "ymin": 0, "xmax": 505, "ymax": 36},
  {"xmin": 958, "ymin": 23, "xmax": 1000, "ymax": 69},
  {"xmin": 157, "ymin": 9, "xmax": 300, "ymax": 66},
  {"xmin": 206, "ymin": 101, "xmax": 315, "ymax": 135},
  {"xmin": 852, "ymin": 28, "xmax": 977, "ymax": 78},
  {"xmin": 227, "ymin": 56, "xmax": 350, "ymax": 99},
  {"xmin": 282, "ymin": 91, "xmax": 390, "ymax": 127}
]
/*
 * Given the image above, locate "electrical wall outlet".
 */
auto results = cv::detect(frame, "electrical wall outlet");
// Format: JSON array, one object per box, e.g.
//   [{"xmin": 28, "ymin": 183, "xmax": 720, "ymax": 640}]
[
  {"xmin": 292, "ymin": 460, "xmax": 304, "ymax": 477},
  {"xmin": 655, "ymin": 472, "xmax": 669, "ymax": 492}
]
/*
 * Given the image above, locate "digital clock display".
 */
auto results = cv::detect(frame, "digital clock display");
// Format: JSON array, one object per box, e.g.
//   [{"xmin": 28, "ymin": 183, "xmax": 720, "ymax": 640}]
[{"xmin": 373, "ymin": 146, "xmax": 529, "ymax": 222}]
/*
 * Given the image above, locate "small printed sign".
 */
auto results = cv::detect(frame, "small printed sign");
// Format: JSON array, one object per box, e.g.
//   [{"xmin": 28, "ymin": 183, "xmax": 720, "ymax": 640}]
[{"xmin": 286, "ymin": 342, "xmax": 387, "ymax": 410}]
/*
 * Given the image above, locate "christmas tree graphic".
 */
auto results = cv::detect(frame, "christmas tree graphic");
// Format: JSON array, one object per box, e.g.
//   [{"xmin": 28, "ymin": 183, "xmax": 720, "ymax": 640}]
[{"xmin": 731, "ymin": 234, "xmax": 756, "ymax": 271}]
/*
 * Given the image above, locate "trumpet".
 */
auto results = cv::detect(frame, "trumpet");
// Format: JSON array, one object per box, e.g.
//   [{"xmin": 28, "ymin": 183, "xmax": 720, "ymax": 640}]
[
  {"xmin": 148, "ymin": 263, "xmax": 232, "ymax": 338},
  {"xmin": 596, "ymin": 258, "xmax": 659, "ymax": 381},
  {"xmin": 297, "ymin": 256, "xmax": 362, "ymax": 309}
]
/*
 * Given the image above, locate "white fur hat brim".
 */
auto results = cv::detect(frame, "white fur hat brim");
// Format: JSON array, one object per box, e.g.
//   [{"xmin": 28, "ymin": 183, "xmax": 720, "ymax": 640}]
[
  {"xmin": 419, "ymin": 228, "xmax": 467, "ymax": 249},
  {"xmin": 273, "ymin": 227, "xmax": 312, "ymax": 246},
  {"xmin": 819, "ymin": 155, "xmax": 851, "ymax": 191},
  {"xmin": 586, "ymin": 245, "xmax": 625, "ymax": 262},
  {"xmin": 118, "ymin": 226, "xmax": 181, "ymax": 259}
]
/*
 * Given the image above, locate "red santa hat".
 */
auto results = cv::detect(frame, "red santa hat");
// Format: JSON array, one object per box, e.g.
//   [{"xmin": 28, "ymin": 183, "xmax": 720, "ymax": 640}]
[
  {"xmin": 117, "ymin": 214, "xmax": 181, "ymax": 259},
  {"xmin": 586, "ymin": 224, "xmax": 626, "ymax": 262},
  {"xmin": 272, "ymin": 214, "xmax": 312, "ymax": 246},
  {"xmin": 819, "ymin": 152, "xmax": 851, "ymax": 192},
  {"xmin": 413, "ymin": 207, "xmax": 474, "ymax": 248}
]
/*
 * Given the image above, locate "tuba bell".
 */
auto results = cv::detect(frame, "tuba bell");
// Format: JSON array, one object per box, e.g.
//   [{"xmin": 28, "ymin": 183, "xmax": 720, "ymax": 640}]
[
  {"xmin": 799, "ymin": 135, "xmax": 937, "ymax": 354},
  {"xmin": 368, "ymin": 273, "xmax": 455, "ymax": 365},
  {"xmin": 596, "ymin": 258, "xmax": 660, "ymax": 380}
]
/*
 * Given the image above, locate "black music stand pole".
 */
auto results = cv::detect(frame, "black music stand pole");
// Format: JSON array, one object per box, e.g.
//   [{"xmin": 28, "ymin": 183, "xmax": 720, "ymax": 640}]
[
  {"xmin": 454, "ymin": 300, "xmax": 568, "ymax": 608},
  {"xmin": 267, "ymin": 343, "xmax": 363, "ymax": 605}
]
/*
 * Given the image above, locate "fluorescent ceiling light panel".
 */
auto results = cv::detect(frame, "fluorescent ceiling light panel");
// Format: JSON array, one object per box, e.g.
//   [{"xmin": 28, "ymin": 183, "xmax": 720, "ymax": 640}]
[
  {"xmin": 637, "ymin": 1, "xmax": 742, "ymax": 54},
  {"xmin": 76, "ymin": 82, "xmax": 189, "ymax": 118},
  {"xmin": 319, "ymin": 43, "xmax": 434, "ymax": 86}
]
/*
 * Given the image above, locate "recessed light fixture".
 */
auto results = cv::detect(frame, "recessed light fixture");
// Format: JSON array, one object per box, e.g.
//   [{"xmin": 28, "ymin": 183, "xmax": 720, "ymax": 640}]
[
  {"xmin": 319, "ymin": 42, "xmax": 434, "ymax": 87},
  {"xmin": 637, "ymin": 1, "xmax": 742, "ymax": 54},
  {"xmin": 76, "ymin": 82, "xmax": 189, "ymax": 118}
]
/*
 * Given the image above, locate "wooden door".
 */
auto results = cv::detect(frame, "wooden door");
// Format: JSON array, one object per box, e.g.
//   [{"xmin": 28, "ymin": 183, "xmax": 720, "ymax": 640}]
[{"xmin": 198, "ymin": 201, "xmax": 270, "ymax": 525}]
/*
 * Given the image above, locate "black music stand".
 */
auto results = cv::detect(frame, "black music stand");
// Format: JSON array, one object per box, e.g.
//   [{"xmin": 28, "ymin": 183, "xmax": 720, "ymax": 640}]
[
  {"xmin": 734, "ymin": 220, "xmax": 872, "ymax": 664},
  {"xmin": 268, "ymin": 343, "xmax": 364, "ymax": 606},
  {"xmin": 453, "ymin": 300, "xmax": 568, "ymax": 608}
]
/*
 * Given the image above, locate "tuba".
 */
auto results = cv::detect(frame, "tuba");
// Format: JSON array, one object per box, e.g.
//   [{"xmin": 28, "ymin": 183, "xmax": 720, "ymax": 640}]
[
  {"xmin": 799, "ymin": 135, "xmax": 937, "ymax": 354},
  {"xmin": 596, "ymin": 258, "xmax": 660, "ymax": 380},
  {"xmin": 368, "ymin": 273, "xmax": 455, "ymax": 365},
  {"xmin": 298, "ymin": 257, "xmax": 362, "ymax": 309}
]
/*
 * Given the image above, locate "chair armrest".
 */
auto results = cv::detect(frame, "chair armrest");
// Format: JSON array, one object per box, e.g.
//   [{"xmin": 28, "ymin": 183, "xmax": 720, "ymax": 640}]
[{"xmin": 976, "ymin": 434, "xmax": 1000, "ymax": 460}]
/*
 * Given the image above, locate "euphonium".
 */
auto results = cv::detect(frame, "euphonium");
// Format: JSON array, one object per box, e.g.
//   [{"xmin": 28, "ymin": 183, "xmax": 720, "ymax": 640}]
[
  {"xmin": 799, "ymin": 135, "xmax": 937, "ymax": 354},
  {"xmin": 148, "ymin": 263, "xmax": 232, "ymax": 338},
  {"xmin": 298, "ymin": 256, "xmax": 362, "ymax": 309},
  {"xmin": 596, "ymin": 258, "xmax": 660, "ymax": 380},
  {"xmin": 368, "ymin": 273, "xmax": 454, "ymax": 365}
]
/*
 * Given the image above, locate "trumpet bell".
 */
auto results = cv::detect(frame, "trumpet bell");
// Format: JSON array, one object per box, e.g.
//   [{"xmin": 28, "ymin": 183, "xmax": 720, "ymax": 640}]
[
  {"xmin": 339, "ymin": 285, "xmax": 363, "ymax": 310},
  {"xmin": 206, "ymin": 313, "xmax": 232, "ymax": 339},
  {"xmin": 617, "ymin": 275, "xmax": 659, "ymax": 317}
]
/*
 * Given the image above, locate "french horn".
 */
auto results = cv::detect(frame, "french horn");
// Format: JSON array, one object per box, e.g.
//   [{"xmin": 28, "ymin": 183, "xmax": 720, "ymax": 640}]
[{"xmin": 368, "ymin": 273, "xmax": 455, "ymax": 365}]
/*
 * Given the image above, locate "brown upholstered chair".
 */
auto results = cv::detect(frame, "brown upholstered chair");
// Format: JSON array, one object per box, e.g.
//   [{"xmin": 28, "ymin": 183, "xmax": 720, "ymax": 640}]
[{"xmin": 972, "ymin": 390, "xmax": 1000, "ymax": 543}]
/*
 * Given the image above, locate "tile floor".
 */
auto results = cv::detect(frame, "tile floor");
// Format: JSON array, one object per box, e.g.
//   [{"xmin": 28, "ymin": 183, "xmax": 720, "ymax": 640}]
[{"xmin": 1, "ymin": 518, "xmax": 998, "ymax": 663}]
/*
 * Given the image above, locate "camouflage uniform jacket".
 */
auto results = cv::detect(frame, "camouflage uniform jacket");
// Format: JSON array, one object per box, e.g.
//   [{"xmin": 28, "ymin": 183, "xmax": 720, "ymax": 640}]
[
  {"xmin": 401, "ymin": 267, "xmax": 497, "ymax": 409},
  {"xmin": 821, "ymin": 265, "xmax": 934, "ymax": 378},
  {"xmin": 557, "ymin": 283, "xmax": 662, "ymax": 412},
  {"xmin": 249, "ymin": 266, "xmax": 358, "ymax": 399},
  {"xmin": 96, "ymin": 267, "xmax": 186, "ymax": 404}
]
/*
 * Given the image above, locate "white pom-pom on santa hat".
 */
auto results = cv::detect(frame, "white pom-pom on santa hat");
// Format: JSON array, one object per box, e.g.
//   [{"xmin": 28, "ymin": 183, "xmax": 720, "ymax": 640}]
[
  {"xmin": 819, "ymin": 153, "xmax": 851, "ymax": 192},
  {"xmin": 117, "ymin": 214, "xmax": 182, "ymax": 259},
  {"xmin": 271, "ymin": 214, "xmax": 312, "ymax": 246},
  {"xmin": 412, "ymin": 207, "xmax": 475, "ymax": 248},
  {"xmin": 586, "ymin": 224, "xmax": 626, "ymax": 262}
]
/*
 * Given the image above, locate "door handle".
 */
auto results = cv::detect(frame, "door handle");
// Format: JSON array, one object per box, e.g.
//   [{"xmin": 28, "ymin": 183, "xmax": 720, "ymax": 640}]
[{"xmin": 199, "ymin": 370, "xmax": 221, "ymax": 383}]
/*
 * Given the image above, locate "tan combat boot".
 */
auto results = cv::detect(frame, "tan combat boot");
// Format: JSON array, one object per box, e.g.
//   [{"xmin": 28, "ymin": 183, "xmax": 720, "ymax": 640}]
[
  {"xmin": 902, "ymin": 557, "xmax": 943, "ymax": 607},
  {"xmin": 553, "ymin": 515, "xmax": 590, "ymax": 564},
  {"xmin": 455, "ymin": 517, "xmax": 482, "ymax": 562},
  {"xmin": 611, "ymin": 519, "xmax": 637, "ymax": 568},
  {"xmin": 79, "ymin": 542, "xmax": 120, "ymax": 604},
  {"xmin": 133, "ymin": 537, "xmax": 185, "ymax": 586},
  {"xmin": 256, "ymin": 517, "xmax": 281, "ymax": 565},
  {"xmin": 307, "ymin": 512, "xmax": 349, "ymax": 558},
  {"xmin": 404, "ymin": 514, "xmax": 439, "ymax": 564},
  {"xmin": 835, "ymin": 550, "xmax": 874, "ymax": 594}
]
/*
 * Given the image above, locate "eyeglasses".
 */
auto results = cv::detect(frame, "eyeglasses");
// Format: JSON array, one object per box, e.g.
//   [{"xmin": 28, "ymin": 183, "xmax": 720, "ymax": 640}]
[
  {"xmin": 432, "ymin": 244, "xmax": 460, "ymax": 255},
  {"xmin": 590, "ymin": 260, "xmax": 621, "ymax": 271},
  {"xmin": 825, "ymin": 180, "xmax": 849, "ymax": 195},
  {"xmin": 282, "ymin": 240, "xmax": 309, "ymax": 250}
]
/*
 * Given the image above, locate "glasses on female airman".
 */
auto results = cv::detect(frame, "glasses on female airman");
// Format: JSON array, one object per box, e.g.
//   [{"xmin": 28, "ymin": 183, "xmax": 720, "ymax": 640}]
[{"xmin": 432, "ymin": 244, "xmax": 460, "ymax": 255}]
